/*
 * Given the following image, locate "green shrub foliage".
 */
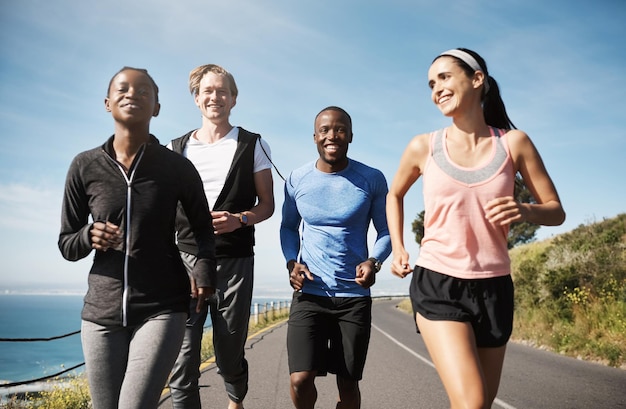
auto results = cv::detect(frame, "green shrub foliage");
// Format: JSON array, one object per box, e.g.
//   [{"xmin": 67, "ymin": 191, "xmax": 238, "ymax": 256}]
[{"xmin": 511, "ymin": 213, "xmax": 626, "ymax": 367}]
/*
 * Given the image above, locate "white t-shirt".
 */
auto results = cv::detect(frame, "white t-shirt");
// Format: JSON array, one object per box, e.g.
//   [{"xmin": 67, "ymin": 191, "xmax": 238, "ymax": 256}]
[{"xmin": 167, "ymin": 127, "xmax": 272, "ymax": 209}]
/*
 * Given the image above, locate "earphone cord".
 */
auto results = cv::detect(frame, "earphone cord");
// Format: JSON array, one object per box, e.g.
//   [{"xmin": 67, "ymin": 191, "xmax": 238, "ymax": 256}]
[{"xmin": 258, "ymin": 137, "xmax": 286, "ymax": 182}]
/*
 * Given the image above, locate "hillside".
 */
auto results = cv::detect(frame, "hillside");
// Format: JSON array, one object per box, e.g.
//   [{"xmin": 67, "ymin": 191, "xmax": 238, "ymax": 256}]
[{"xmin": 510, "ymin": 213, "xmax": 626, "ymax": 367}]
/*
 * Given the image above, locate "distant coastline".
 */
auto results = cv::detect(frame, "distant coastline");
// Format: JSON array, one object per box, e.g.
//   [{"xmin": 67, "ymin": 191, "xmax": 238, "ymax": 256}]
[
  {"xmin": 0, "ymin": 289, "xmax": 87, "ymax": 296},
  {"xmin": 1, "ymin": 292, "xmax": 85, "ymax": 297}
]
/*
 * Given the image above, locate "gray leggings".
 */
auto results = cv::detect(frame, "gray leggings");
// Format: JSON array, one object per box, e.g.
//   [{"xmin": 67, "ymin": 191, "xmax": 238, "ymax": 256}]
[{"xmin": 82, "ymin": 313, "xmax": 186, "ymax": 409}]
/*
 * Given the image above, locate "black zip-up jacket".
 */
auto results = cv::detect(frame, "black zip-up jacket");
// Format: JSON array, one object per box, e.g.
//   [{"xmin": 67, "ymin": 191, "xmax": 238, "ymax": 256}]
[
  {"xmin": 171, "ymin": 128, "xmax": 259, "ymax": 258},
  {"xmin": 58, "ymin": 135, "xmax": 216, "ymax": 327}
]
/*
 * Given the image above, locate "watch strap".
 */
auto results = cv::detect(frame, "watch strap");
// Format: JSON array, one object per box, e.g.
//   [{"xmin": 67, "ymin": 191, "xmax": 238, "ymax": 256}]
[
  {"xmin": 368, "ymin": 257, "xmax": 382, "ymax": 273},
  {"xmin": 238, "ymin": 212, "xmax": 248, "ymax": 226}
]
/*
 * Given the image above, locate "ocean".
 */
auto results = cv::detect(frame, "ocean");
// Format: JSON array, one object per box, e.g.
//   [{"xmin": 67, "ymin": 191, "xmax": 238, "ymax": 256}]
[
  {"xmin": 0, "ymin": 294, "xmax": 85, "ymax": 385},
  {"xmin": 0, "ymin": 294, "xmax": 289, "ymax": 386}
]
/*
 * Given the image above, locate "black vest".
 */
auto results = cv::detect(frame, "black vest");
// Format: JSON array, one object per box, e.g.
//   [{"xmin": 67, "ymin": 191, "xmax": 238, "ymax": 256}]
[{"xmin": 171, "ymin": 128, "xmax": 259, "ymax": 258}]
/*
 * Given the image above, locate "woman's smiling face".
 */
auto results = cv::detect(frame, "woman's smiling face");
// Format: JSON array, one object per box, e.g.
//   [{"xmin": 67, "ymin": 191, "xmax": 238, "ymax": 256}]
[{"xmin": 105, "ymin": 69, "xmax": 160, "ymax": 124}]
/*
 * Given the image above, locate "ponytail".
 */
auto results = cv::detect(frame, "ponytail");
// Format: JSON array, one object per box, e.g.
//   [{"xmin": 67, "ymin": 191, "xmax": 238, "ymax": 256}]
[{"xmin": 482, "ymin": 74, "xmax": 516, "ymax": 130}]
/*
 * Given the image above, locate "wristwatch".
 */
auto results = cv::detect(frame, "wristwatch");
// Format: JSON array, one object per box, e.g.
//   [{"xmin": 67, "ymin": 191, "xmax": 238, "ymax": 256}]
[
  {"xmin": 238, "ymin": 212, "xmax": 248, "ymax": 226},
  {"xmin": 368, "ymin": 257, "xmax": 382, "ymax": 273}
]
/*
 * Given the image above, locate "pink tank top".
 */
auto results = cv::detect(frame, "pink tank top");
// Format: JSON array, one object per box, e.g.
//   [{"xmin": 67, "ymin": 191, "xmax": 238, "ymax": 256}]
[{"xmin": 416, "ymin": 127, "xmax": 514, "ymax": 279}]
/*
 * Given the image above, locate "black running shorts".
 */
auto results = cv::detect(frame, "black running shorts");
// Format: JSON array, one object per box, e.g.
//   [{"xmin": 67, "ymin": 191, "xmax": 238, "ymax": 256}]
[
  {"xmin": 409, "ymin": 266, "xmax": 514, "ymax": 348},
  {"xmin": 287, "ymin": 292, "xmax": 372, "ymax": 380}
]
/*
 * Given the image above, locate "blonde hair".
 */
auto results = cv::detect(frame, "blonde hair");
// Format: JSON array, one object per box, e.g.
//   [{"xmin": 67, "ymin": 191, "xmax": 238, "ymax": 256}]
[{"xmin": 188, "ymin": 64, "xmax": 238, "ymax": 97}]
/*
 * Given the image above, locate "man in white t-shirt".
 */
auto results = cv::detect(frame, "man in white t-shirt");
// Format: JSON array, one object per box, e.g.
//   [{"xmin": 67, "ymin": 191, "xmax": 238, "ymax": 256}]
[{"xmin": 167, "ymin": 64, "xmax": 275, "ymax": 409}]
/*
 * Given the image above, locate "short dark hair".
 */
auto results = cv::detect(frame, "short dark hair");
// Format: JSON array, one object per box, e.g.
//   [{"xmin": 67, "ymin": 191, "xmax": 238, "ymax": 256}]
[
  {"xmin": 107, "ymin": 66, "xmax": 160, "ymax": 103},
  {"xmin": 315, "ymin": 106, "xmax": 352, "ymax": 128}
]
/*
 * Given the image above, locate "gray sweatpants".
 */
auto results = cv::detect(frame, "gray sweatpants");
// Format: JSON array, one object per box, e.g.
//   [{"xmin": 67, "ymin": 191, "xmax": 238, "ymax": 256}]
[
  {"xmin": 82, "ymin": 312, "xmax": 186, "ymax": 409},
  {"xmin": 211, "ymin": 257, "xmax": 254, "ymax": 403},
  {"xmin": 169, "ymin": 255, "xmax": 253, "ymax": 407}
]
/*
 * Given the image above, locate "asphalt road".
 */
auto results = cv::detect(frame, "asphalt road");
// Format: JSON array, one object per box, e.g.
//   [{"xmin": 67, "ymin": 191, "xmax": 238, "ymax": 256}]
[{"xmin": 158, "ymin": 298, "xmax": 626, "ymax": 408}]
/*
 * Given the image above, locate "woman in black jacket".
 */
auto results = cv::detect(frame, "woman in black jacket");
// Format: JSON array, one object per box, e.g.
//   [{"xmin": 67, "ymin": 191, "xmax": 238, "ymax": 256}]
[{"xmin": 59, "ymin": 67, "xmax": 216, "ymax": 409}]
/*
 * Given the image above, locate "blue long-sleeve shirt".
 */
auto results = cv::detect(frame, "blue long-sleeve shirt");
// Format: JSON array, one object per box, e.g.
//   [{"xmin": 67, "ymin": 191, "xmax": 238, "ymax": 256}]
[{"xmin": 280, "ymin": 159, "xmax": 391, "ymax": 297}]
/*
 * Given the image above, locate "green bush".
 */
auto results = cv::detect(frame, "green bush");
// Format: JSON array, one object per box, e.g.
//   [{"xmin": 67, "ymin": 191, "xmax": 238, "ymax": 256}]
[
  {"xmin": 0, "ymin": 376, "xmax": 90, "ymax": 409},
  {"xmin": 512, "ymin": 213, "xmax": 626, "ymax": 367},
  {"xmin": 30, "ymin": 377, "xmax": 91, "ymax": 409}
]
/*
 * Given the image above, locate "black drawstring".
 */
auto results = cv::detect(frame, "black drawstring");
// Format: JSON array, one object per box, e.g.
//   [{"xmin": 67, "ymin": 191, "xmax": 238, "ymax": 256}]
[{"xmin": 258, "ymin": 136, "xmax": 286, "ymax": 182}]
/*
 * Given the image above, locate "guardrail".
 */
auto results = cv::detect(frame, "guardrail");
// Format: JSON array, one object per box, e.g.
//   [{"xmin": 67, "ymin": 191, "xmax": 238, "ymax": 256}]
[{"xmin": 250, "ymin": 300, "xmax": 291, "ymax": 325}]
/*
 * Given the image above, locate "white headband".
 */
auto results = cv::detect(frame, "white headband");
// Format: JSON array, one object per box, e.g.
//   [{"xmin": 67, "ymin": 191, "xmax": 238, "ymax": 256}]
[{"xmin": 439, "ymin": 49, "xmax": 490, "ymax": 94}]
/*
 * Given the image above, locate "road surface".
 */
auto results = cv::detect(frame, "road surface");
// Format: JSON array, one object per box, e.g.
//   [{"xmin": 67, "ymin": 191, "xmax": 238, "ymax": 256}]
[{"xmin": 158, "ymin": 298, "xmax": 626, "ymax": 408}]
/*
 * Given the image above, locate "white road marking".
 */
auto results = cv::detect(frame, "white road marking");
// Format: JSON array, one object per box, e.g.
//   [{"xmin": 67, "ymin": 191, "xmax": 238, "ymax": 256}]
[{"xmin": 372, "ymin": 323, "xmax": 518, "ymax": 409}]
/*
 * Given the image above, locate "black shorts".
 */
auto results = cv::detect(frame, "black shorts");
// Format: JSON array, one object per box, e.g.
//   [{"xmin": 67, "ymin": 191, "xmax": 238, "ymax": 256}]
[
  {"xmin": 287, "ymin": 292, "xmax": 372, "ymax": 380},
  {"xmin": 409, "ymin": 266, "xmax": 514, "ymax": 348}
]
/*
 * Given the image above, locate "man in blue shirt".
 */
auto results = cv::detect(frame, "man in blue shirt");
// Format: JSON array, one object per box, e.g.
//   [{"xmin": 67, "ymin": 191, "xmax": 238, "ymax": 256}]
[{"xmin": 280, "ymin": 106, "xmax": 391, "ymax": 409}]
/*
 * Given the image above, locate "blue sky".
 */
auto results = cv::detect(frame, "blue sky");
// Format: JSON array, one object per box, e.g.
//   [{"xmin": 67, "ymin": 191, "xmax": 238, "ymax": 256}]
[{"xmin": 1, "ymin": 0, "xmax": 624, "ymax": 297}]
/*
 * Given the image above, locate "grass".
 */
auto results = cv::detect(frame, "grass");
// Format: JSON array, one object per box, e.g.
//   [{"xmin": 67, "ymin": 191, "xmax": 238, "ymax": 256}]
[
  {"xmin": 0, "ymin": 377, "xmax": 91, "ymax": 409},
  {"xmin": 0, "ymin": 305, "xmax": 291, "ymax": 409}
]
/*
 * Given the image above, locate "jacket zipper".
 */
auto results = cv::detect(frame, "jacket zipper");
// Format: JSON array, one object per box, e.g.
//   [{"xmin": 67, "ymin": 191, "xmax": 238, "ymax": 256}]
[{"xmin": 103, "ymin": 146, "xmax": 146, "ymax": 327}]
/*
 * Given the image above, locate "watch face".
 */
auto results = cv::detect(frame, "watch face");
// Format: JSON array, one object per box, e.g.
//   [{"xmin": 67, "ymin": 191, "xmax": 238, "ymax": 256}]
[{"xmin": 240, "ymin": 214, "xmax": 248, "ymax": 225}]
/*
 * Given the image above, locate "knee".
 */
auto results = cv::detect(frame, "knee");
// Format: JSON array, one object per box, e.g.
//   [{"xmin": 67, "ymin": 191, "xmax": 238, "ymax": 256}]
[
  {"xmin": 290, "ymin": 371, "xmax": 315, "ymax": 395},
  {"xmin": 217, "ymin": 356, "xmax": 248, "ymax": 382}
]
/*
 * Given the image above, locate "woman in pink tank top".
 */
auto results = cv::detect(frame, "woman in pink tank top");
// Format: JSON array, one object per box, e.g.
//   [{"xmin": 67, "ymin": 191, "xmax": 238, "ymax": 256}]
[{"xmin": 386, "ymin": 48, "xmax": 565, "ymax": 409}]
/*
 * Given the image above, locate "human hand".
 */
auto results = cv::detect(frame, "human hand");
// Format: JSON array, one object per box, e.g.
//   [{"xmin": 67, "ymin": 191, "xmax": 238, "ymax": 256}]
[
  {"xmin": 355, "ymin": 260, "xmax": 376, "ymax": 289},
  {"xmin": 90, "ymin": 221, "xmax": 123, "ymax": 252},
  {"xmin": 484, "ymin": 196, "xmax": 525, "ymax": 226},
  {"xmin": 195, "ymin": 286, "xmax": 215, "ymax": 313},
  {"xmin": 211, "ymin": 211, "xmax": 240, "ymax": 235},
  {"xmin": 390, "ymin": 251, "xmax": 412, "ymax": 278},
  {"xmin": 287, "ymin": 260, "xmax": 314, "ymax": 291}
]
